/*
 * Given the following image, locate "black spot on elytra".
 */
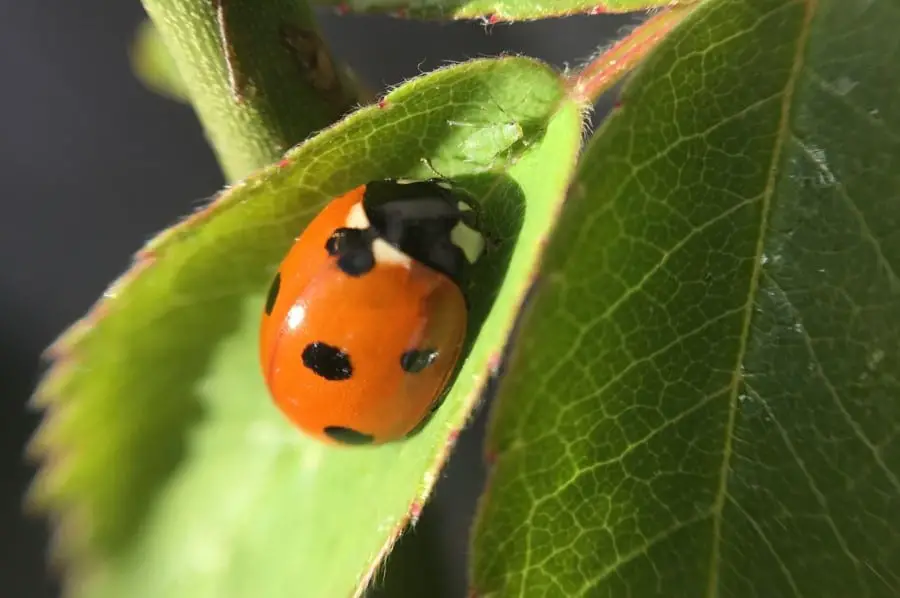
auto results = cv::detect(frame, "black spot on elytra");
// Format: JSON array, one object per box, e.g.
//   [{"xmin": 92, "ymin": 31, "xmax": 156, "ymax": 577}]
[
  {"xmin": 324, "ymin": 426, "xmax": 374, "ymax": 445},
  {"xmin": 302, "ymin": 342, "xmax": 353, "ymax": 381},
  {"xmin": 265, "ymin": 272, "xmax": 281, "ymax": 315},
  {"xmin": 400, "ymin": 348, "xmax": 439, "ymax": 373},
  {"xmin": 325, "ymin": 227, "xmax": 375, "ymax": 276}
]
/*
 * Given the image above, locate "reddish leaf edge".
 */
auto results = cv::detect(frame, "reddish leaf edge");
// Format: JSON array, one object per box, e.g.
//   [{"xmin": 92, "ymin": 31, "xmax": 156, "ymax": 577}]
[
  {"xmin": 321, "ymin": 0, "xmax": 700, "ymax": 23},
  {"xmin": 565, "ymin": 3, "xmax": 698, "ymax": 104}
]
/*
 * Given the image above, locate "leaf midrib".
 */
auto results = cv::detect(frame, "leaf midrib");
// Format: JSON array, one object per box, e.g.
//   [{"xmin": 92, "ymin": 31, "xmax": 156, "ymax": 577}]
[{"xmin": 704, "ymin": 0, "xmax": 817, "ymax": 596}]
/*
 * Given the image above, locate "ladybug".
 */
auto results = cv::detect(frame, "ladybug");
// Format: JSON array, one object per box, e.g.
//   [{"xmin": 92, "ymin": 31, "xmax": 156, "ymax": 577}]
[{"xmin": 259, "ymin": 179, "xmax": 485, "ymax": 446}]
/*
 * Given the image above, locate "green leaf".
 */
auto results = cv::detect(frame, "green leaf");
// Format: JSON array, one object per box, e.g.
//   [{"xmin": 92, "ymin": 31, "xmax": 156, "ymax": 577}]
[
  {"xmin": 130, "ymin": 20, "xmax": 189, "ymax": 103},
  {"xmin": 473, "ymin": 0, "xmax": 900, "ymax": 596},
  {"xmin": 29, "ymin": 57, "xmax": 584, "ymax": 598},
  {"xmin": 317, "ymin": 0, "xmax": 679, "ymax": 21}
]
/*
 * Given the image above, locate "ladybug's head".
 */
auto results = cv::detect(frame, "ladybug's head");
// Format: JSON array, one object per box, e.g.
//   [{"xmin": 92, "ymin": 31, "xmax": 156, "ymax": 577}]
[{"xmin": 358, "ymin": 179, "xmax": 485, "ymax": 286}]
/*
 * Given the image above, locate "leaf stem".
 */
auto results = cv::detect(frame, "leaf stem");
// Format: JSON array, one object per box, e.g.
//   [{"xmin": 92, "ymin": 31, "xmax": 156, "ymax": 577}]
[
  {"xmin": 141, "ymin": 0, "xmax": 361, "ymax": 181},
  {"xmin": 566, "ymin": 5, "xmax": 698, "ymax": 105}
]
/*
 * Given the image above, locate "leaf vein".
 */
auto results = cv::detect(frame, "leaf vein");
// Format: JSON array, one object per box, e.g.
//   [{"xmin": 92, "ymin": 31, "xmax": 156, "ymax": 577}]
[
  {"xmin": 519, "ymin": 196, "xmax": 758, "ymax": 445},
  {"xmin": 805, "ymin": 71, "xmax": 900, "ymax": 144},
  {"xmin": 807, "ymin": 144, "xmax": 900, "ymax": 291},
  {"xmin": 551, "ymin": 306, "xmax": 744, "ymax": 428},
  {"xmin": 706, "ymin": 1, "xmax": 817, "ymax": 596},
  {"xmin": 761, "ymin": 272, "xmax": 900, "ymax": 493},
  {"xmin": 727, "ymin": 495, "xmax": 805, "ymax": 598},
  {"xmin": 746, "ymin": 382, "xmax": 864, "ymax": 570},
  {"xmin": 575, "ymin": 511, "xmax": 713, "ymax": 598},
  {"xmin": 548, "ymin": 384, "xmax": 732, "ymax": 499}
]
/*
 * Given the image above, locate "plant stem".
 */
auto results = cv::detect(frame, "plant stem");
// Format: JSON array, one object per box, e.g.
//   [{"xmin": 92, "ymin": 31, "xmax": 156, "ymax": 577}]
[
  {"xmin": 567, "ymin": 5, "xmax": 698, "ymax": 105},
  {"xmin": 141, "ymin": 0, "xmax": 359, "ymax": 181}
]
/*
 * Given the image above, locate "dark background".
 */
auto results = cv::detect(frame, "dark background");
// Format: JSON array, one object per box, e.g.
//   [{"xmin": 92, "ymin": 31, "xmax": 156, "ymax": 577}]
[{"xmin": 0, "ymin": 3, "xmax": 633, "ymax": 596}]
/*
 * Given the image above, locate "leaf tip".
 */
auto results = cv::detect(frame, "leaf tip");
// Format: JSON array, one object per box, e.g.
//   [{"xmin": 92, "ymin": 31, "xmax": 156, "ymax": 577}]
[
  {"xmin": 29, "ymin": 358, "xmax": 73, "ymax": 411},
  {"xmin": 26, "ymin": 429, "xmax": 78, "ymax": 499},
  {"xmin": 45, "ymin": 321, "xmax": 91, "ymax": 360}
]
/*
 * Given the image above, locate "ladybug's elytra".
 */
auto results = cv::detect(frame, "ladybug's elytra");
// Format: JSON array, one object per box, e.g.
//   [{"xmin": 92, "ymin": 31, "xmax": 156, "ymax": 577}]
[{"xmin": 259, "ymin": 179, "xmax": 485, "ymax": 446}]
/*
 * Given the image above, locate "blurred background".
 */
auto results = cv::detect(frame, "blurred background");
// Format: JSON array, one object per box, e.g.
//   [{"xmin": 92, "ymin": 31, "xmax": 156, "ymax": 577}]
[{"xmin": 0, "ymin": 3, "xmax": 636, "ymax": 596}]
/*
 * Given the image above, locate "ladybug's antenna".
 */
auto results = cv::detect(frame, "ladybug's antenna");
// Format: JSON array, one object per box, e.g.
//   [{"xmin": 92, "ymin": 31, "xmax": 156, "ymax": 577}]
[
  {"xmin": 418, "ymin": 158, "xmax": 487, "ymax": 245},
  {"xmin": 420, "ymin": 157, "xmax": 447, "ymax": 180}
]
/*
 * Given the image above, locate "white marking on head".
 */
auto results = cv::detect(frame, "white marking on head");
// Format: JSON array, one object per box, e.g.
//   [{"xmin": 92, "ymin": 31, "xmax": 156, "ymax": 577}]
[
  {"xmin": 345, "ymin": 203, "xmax": 411, "ymax": 268},
  {"xmin": 451, "ymin": 220, "xmax": 485, "ymax": 264},
  {"xmin": 372, "ymin": 239, "xmax": 412, "ymax": 268},
  {"xmin": 345, "ymin": 203, "xmax": 369, "ymax": 229}
]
